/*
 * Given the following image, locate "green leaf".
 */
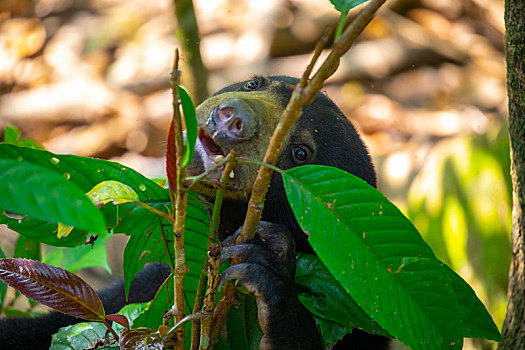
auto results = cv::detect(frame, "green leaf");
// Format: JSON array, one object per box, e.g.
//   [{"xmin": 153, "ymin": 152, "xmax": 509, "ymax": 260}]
[
  {"xmin": 224, "ymin": 293, "xmax": 262, "ymax": 350},
  {"xmin": 50, "ymin": 322, "xmax": 118, "ymax": 350},
  {"xmin": 446, "ymin": 266, "xmax": 501, "ymax": 340},
  {"xmin": 314, "ymin": 317, "xmax": 353, "ymax": 349},
  {"xmin": 3, "ymin": 125, "xmax": 44, "ymax": 150},
  {"xmin": 0, "ymin": 158, "xmax": 107, "ymax": 235},
  {"xmin": 57, "ymin": 180, "xmax": 140, "ymax": 238},
  {"xmin": 0, "ymin": 144, "xmax": 165, "ymax": 246},
  {"xmin": 3, "ymin": 125, "xmax": 21, "ymax": 144},
  {"xmin": 86, "ymin": 180, "xmax": 140, "ymax": 206},
  {"xmin": 179, "ymin": 86, "xmax": 197, "ymax": 168},
  {"xmin": 120, "ymin": 192, "xmax": 209, "ymax": 307},
  {"xmin": 295, "ymin": 253, "xmax": 388, "ymax": 337},
  {"xmin": 283, "ymin": 165, "xmax": 499, "ymax": 349},
  {"xmin": 112, "ymin": 302, "xmax": 151, "ymax": 334},
  {"xmin": 330, "ymin": 0, "xmax": 369, "ymax": 12},
  {"xmin": 14, "ymin": 236, "xmax": 41, "ymax": 261},
  {"xmin": 133, "ymin": 277, "xmax": 172, "ymax": 330}
]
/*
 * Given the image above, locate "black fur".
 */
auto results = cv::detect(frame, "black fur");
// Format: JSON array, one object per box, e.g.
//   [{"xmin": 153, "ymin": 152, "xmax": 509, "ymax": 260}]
[{"xmin": 0, "ymin": 76, "xmax": 389, "ymax": 349}]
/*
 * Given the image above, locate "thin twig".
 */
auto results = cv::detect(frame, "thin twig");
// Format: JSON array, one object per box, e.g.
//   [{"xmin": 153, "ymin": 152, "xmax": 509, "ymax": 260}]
[
  {"xmin": 102, "ymin": 318, "xmax": 119, "ymax": 342},
  {"xmin": 164, "ymin": 311, "xmax": 208, "ymax": 343},
  {"xmin": 199, "ymin": 243, "xmax": 222, "ymax": 350},
  {"xmin": 209, "ymin": 0, "xmax": 388, "ymax": 346}
]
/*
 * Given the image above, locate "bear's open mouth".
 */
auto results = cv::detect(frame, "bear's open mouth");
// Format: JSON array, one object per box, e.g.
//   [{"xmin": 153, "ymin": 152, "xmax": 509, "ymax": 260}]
[
  {"xmin": 193, "ymin": 128, "xmax": 227, "ymax": 181},
  {"xmin": 198, "ymin": 128, "xmax": 224, "ymax": 159}
]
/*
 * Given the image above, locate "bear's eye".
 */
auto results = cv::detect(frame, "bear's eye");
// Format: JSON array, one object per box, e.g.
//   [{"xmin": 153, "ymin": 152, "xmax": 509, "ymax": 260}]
[
  {"xmin": 243, "ymin": 78, "xmax": 261, "ymax": 91},
  {"xmin": 292, "ymin": 145, "xmax": 309, "ymax": 164}
]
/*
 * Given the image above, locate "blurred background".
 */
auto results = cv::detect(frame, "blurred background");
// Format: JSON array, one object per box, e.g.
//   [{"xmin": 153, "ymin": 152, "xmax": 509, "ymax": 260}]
[{"xmin": 0, "ymin": 0, "xmax": 510, "ymax": 348}]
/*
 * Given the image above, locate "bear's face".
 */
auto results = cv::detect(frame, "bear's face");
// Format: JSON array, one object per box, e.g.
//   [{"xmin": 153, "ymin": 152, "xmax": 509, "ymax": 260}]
[{"xmin": 187, "ymin": 76, "xmax": 376, "ymax": 201}]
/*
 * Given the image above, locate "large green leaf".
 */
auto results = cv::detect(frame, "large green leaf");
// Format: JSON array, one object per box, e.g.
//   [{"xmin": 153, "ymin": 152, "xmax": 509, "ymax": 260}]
[
  {"xmin": 0, "ymin": 145, "xmax": 164, "ymax": 200},
  {"xmin": 0, "ymin": 159, "xmax": 106, "ymax": 235},
  {"xmin": 133, "ymin": 276, "xmax": 172, "ymax": 330},
  {"xmin": 0, "ymin": 144, "xmax": 165, "ymax": 246},
  {"xmin": 119, "ymin": 192, "xmax": 209, "ymax": 307},
  {"xmin": 283, "ymin": 165, "xmax": 500, "ymax": 349}
]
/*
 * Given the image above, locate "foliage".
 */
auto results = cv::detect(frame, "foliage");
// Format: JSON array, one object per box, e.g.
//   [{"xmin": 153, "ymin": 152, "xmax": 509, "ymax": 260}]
[
  {"xmin": 283, "ymin": 165, "xmax": 500, "ymax": 349},
  {"xmin": 0, "ymin": 136, "xmax": 501, "ymax": 349}
]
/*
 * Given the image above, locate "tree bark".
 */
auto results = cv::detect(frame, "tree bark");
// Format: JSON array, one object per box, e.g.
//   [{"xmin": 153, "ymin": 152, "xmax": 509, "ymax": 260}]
[{"xmin": 498, "ymin": 1, "xmax": 525, "ymax": 349}]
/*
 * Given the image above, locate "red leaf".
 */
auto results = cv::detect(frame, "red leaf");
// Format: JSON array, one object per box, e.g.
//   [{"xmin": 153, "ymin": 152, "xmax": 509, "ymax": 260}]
[
  {"xmin": 0, "ymin": 258, "xmax": 104, "ymax": 321},
  {"xmin": 107, "ymin": 314, "xmax": 129, "ymax": 328},
  {"xmin": 166, "ymin": 120, "xmax": 177, "ymax": 194}
]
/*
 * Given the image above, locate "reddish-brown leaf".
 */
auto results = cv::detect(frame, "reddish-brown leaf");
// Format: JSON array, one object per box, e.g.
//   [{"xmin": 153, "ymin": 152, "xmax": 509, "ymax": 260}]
[
  {"xmin": 119, "ymin": 327, "xmax": 164, "ymax": 350},
  {"xmin": 0, "ymin": 258, "xmax": 104, "ymax": 321},
  {"xmin": 106, "ymin": 313, "xmax": 129, "ymax": 328},
  {"xmin": 166, "ymin": 120, "xmax": 178, "ymax": 194}
]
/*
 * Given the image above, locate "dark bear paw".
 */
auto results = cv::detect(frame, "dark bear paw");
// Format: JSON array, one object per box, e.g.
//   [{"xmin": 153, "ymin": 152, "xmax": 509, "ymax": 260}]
[
  {"xmin": 219, "ymin": 221, "xmax": 323, "ymax": 349},
  {"xmin": 219, "ymin": 221, "xmax": 296, "ymax": 300}
]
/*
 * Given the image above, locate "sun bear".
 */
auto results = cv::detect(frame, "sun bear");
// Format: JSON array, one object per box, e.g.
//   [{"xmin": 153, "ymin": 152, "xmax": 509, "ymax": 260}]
[{"xmin": 0, "ymin": 76, "xmax": 392, "ymax": 349}]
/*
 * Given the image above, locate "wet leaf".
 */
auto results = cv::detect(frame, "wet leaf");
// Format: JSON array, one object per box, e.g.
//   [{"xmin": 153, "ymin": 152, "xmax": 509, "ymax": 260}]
[
  {"xmin": 0, "ymin": 158, "xmax": 107, "ymax": 235},
  {"xmin": 119, "ymin": 327, "xmax": 164, "ymax": 350},
  {"xmin": 0, "ymin": 144, "xmax": 165, "ymax": 247}
]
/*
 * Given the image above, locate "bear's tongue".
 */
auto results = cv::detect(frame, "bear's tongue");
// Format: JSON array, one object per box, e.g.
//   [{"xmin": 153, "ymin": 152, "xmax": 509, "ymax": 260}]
[
  {"xmin": 198, "ymin": 128, "xmax": 223, "ymax": 156},
  {"xmin": 195, "ymin": 128, "xmax": 225, "ymax": 176}
]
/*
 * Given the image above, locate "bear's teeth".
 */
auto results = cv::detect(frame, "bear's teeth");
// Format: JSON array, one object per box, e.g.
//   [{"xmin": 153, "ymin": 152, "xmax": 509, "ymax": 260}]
[{"xmin": 210, "ymin": 155, "xmax": 224, "ymax": 163}]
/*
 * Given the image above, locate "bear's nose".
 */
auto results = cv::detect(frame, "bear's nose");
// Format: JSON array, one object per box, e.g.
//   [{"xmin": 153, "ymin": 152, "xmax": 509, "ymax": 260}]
[{"xmin": 207, "ymin": 98, "xmax": 259, "ymax": 142}]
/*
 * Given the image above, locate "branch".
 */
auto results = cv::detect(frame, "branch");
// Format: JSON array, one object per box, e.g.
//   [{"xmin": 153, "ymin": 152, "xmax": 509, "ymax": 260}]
[{"xmin": 169, "ymin": 49, "xmax": 188, "ymax": 350}]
